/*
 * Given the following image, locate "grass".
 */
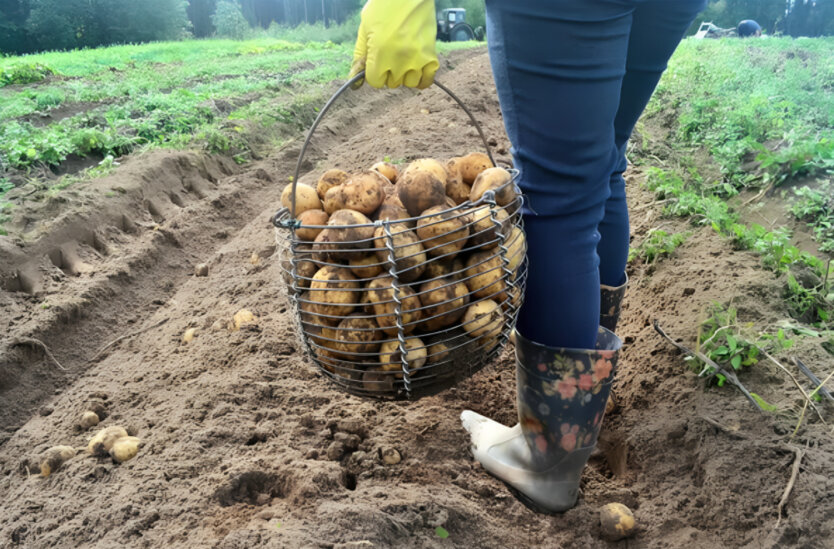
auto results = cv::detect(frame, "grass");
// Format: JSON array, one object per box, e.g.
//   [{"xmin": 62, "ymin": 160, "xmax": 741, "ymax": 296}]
[{"xmin": 0, "ymin": 37, "xmax": 483, "ymax": 215}]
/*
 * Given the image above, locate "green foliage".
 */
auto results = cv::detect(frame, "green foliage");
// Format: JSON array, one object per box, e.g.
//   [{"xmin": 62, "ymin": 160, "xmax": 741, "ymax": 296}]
[
  {"xmin": 628, "ymin": 229, "xmax": 688, "ymax": 264},
  {"xmin": 213, "ymin": 0, "xmax": 251, "ymax": 39},
  {"xmin": 791, "ymin": 185, "xmax": 834, "ymax": 253},
  {"xmin": 0, "ymin": 62, "xmax": 53, "ymax": 86}
]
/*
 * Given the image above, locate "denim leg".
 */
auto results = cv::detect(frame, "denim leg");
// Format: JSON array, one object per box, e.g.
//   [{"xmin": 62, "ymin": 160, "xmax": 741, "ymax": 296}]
[
  {"xmin": 486, "ymin": 0, "xmax": 635, "ymax": 349},
  {"xmin": 597, "ymin": 0, "xmax": 707, "ymax": 286}
]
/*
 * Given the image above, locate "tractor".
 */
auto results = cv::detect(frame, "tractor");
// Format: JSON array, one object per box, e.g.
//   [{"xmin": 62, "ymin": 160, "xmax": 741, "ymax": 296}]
[{"xmin": 436, "ymin": 8, "xmax": 484, "ymax": 42}]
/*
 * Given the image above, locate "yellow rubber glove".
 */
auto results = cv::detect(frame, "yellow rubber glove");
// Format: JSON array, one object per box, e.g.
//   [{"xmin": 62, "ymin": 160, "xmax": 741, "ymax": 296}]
[{"xmin": 350, "ymin": 0, "xmax": 439, "ymax": 89}]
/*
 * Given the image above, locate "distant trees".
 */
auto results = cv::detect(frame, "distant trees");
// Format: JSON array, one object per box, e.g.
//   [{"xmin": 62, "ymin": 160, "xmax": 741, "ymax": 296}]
[{"xmin": 693, "ymin": 0, "xmax": 834, "ymax": 37}]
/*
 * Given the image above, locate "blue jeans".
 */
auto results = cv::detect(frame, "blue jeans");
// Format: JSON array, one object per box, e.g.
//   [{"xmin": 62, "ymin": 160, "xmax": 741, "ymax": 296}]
[{"xmin": 486, "ymin": 0, "xmax": 705, "ymax": 349}]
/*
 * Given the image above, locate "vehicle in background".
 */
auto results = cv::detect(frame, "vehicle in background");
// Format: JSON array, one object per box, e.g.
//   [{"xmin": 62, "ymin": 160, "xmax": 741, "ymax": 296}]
[{"xmin": 436, "ymin": 8, "xmax": 484, "ymax": 42}]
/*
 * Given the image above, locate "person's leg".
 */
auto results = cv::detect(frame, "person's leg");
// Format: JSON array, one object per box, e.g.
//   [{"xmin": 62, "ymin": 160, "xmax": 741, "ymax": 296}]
[
  {"xmin": 597, "ymin": 0, "xmax": 708, "ymax": 288},
  {"xmin": 486, "ymin": 0, "xmax": 634, "ymax": 350}
]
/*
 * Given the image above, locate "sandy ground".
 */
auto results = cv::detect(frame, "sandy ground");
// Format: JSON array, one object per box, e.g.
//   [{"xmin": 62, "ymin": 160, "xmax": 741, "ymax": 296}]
[{"xmin": 1, "ymin": 49, "xmax": 833, "ymax": 548}]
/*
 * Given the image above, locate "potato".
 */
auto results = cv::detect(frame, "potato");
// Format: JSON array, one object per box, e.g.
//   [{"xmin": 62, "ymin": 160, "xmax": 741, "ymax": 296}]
[
  {"xmin": 39, "ymin": 445, "xmax": 76, "ymax": 477},
  {"xmin": 362, "ymin": 368, "xmax": 394, "ymax": 393},
  {"xmin": 233, "ymin": 309, "xmax": 258, "ymax": 330},
  {"xmin": 281, "ymin": 183, "xmax": 322, "ymax": 215},
  {"xmin": 371, "ymin": 161, "xmax": 399, "ymax": 184},
  {"xmin": 503, "ymin": 284, "xmax": 524, "ymax": 312},
  {"xmin": 373, "ymin": 226, "xmax": 426, "ymax": 282},
  {"xmin": 88, "ymin": 426, "xmax": 129, "ymax": 456},
  {"xmin": 425, "ymin": 329, "xmax": 470, "ymax": 365},
  {"xmin": 467, "ymin": 205, "xmax": 511, "ymax": 250},
  {"xmin": 80, "ymin": 411, "xmax": 100, "ymax": 429},
  {"xmin": 397, "ymin": 170, "xmax": 447, "ymax": 217},
  {"xmin": 470, "ymin": 167, "xmax": 517, "ymax": 206},
  {"xmin": 375, "ymin": 203, "xmax": 413, "ymax": 227},
  {"xmin": 309, "ymin": 266, "xmax": 361, "ymax": 322},
  {"xmin": 402, "ymin": 158, "xmax": 448, "ymax": 186},
  {"xmin": 110, "ymin": 436, "xmax": 141, "ymax": 464},
  {"xmin": 323, "ymin": 185, "xmax": 346, "ymax": 215},
  {"xmin": 300, "ymin": 292, "xmax": 340, "ymax": 345},
  {"xmin": 321, "ymin": 209, "xmax": 374, "ymax": 260},
  {"xmin": 366, "ymin": 276, "xmax": 422, "ymax": 336},
  {"xmin": 379, "ymin": 337, "xmax": 427, "ymax": 373},
  {"xmin": 458, "ymin": 152, "xmax": 493, "ymax": 184},
  {"xmin": 422, "ymin": 257, "xmax": 453, "ymax": 281},
  {"xmin": 505, "ymin": 226, "xmax": 527, "ymax": 272},
  {"xmin": 462, "ymin": 299, "xmax": 503, "ymax": 339},
  {"xmin": 464, "ymin": 251, "xmax": 508, "ymax": 301},
  {"xmin": 599, "ymin": 503, "xmax": 636, "ymax": 541},
  {"xmin": 317, "ymin": 169, "xmax": 348, "ymax": 200},
  {"xmin": 418, "ymin": 278, "xmax": 470, "ymax": 332},
  {"xmin": 281, "ymin": 244, "xmax": 318, "ymax": 289},
  {"xmin": 339, "ymin": 171, "xmax": 387, "ymax": 215},
  {"xmin": 416, "ymin": 205, "xmax": 470, "ymax": 258},
  {"xmin": 445, "ymin": 158, "xmax": 472, "ymax": 205},
  {"xmin": 296, "ymin": 209, "xmax": 329, "ymax": 241},
  {"xmin": 348, "ymin": 254, "xmax": 383, "ymax": 279},
  {"xmin": 182, "ymin": 327, "xmax": 197, "ymax": 343},
  {"xmin": 312, "ymin": 229, "xmax": 337, "ymax": 264},
  {"xmin": 334, "ymin": 314, "xmax": 381, "ymax": 359}
]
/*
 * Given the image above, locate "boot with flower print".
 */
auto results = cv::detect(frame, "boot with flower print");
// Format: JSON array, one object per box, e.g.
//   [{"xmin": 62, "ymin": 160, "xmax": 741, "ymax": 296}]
[
  {"xmin": 600, "ymin": 273, "xmax": 628, "ymax": 332},
  {"xmin": 461, "ymin": 326, "xmax": 622, "ymax": 513}
]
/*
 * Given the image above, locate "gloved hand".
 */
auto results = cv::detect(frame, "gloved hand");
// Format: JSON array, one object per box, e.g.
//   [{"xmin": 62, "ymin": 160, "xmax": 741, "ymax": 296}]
[{"xmin": 350, "ymin": 0, "xmax": 439, "ymax": 89}]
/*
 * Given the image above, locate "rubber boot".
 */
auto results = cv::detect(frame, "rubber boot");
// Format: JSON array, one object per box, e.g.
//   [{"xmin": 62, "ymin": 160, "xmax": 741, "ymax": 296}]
[
  {"xmin": 461, "ymin": 326, "xmax": 622, "ymax": 513},
  {"xmin": 600, "ymin": 273, "xmax": 628, "ymax": 332}
]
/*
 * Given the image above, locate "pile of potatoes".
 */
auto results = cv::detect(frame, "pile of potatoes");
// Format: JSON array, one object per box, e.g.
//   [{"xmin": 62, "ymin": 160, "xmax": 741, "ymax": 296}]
[{"xmin": 279, "ymin": 152, "xmax": 527, "ymax": 394}]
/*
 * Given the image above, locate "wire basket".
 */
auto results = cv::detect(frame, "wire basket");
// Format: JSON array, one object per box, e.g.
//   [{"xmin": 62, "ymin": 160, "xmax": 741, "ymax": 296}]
[{"xmin": 272, "ymin": 72, "xmax": 528, "ymax": 399}]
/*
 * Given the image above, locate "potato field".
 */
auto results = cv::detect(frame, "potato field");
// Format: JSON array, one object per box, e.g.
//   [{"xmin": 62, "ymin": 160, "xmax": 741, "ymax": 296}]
[{"xmin": 1, "ymin": 36, "xmax": 833, "ymax": 548}]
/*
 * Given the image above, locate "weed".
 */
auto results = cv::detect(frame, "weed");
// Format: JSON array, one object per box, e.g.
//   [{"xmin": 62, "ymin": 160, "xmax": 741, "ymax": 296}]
[
  {"xmin": 629, "ymin": 229, "xmax": 688, "ymax": 264},
  {"xmin": 791, "ymin": 185, "xmax": 834, "ymax": 253},
  {"xmin": 0, "ymin": 62, "xmax": 54, "ymax": 86}
]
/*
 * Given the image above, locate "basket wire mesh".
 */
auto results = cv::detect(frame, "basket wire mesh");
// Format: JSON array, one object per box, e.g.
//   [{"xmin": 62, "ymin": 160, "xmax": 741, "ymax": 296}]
[{"xmin": 273, "ymin": 71, "xmax": 528, "ymax": 399}]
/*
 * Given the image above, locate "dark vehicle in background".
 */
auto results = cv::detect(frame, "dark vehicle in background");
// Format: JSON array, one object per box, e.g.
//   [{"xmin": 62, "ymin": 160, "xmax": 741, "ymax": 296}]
[{"xmin": 437, "ymin": 8, "xmax": 484, "ymax": 42}]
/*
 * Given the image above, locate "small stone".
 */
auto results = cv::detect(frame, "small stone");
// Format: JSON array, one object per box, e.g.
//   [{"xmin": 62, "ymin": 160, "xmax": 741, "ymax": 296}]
[
  {"xmin": 683, "ymin": 287, "xmax": 696, "ymax": 296},
  {"xmin": 256, "ymin": 510, "xmax": 275, "ymax": 520},
  {"xmin": 326, "ymin": 441, "xmax": 345, "ymax": 461},
  {"xmin": 194, "ymin": 263, "xmax": 209, "ymax": 277},
  {"xmin": 304, "ymin": 449, "xmax": 319, "ymax": 460},
  {"xmin": 379, "ymin": 447, "xmax": 401, "ymax": 465},
  {"xmin": 38, "ymin": 406, "xmax": 53, "ymax": 417},
  {"xmin": 80, "ymin": 411, "xmax": 100, "ymax": 429},
  {"xmin": 318, "ymin": 428, "xmax": 333, "ymax": 440},
  {"xmin": 599, "ymin": 503, "xmax": 637, "ymax": 541}
]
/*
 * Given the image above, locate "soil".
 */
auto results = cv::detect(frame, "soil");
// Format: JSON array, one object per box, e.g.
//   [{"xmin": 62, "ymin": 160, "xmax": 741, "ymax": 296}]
[{"xmin": 2, "ymin": 48, "xmax": 833, "ymax": 549}]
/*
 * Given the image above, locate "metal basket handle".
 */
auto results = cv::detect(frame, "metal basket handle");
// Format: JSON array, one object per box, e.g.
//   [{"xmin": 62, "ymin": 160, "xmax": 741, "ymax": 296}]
[{"xmin": 287, "ymin": 69, "xmax": 496, "ymax": 218}]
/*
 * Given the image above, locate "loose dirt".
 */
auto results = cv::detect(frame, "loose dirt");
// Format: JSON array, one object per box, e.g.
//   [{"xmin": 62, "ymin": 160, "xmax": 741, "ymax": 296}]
[{"xmin": 1, "ymin": 49, "xmax": 833, "ymax": 548}]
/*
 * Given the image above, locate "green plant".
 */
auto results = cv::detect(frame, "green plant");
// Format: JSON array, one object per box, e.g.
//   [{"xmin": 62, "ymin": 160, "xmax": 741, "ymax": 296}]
[
  {"xmin": 628, "ymin": 229, "xmax": 688, "ymax": 264},
  {"xmin": 791, "ymin": 185, "xmax": 834, "ymax": 252},
  {"xmin": 0, "ymin": 62, "xmax": 54, "ymax": 87}
]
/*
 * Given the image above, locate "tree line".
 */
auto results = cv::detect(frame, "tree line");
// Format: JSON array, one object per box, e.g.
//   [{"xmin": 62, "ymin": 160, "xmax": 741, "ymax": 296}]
[{"xmin": 0, "ymin": 0, "xmax": 363, "ymax": 55}]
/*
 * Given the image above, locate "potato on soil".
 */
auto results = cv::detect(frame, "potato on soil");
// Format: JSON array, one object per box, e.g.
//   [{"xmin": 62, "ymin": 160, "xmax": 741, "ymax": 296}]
[
  {"xmin": 599, "ymin": 503, "xmax": 636, "ymax": 541},
  {"xmin": 334, "ymin": 314, "xmax": 381, "ymax": 359},
  {"xmin": 316, "ymin": 169, "xmax": 348, "ymax": 199},
  {"xmin": 462, "ymin": 299, "xmax": 503, "ymax": 339},
  {"xmin": 416, "ymin": 205, "xmax": 470, "ymax": 258},
  {"xmin": 366, "ymin": 276, "xmax": 422, "ymax": 336},
  {"xmin": 233, "ymin": 309, "xmax": 258, "ymax": 330},
  {"xmin": 445, "ymin": 158, "xmax": 472, "ymax": 205},
  {"xmin": 373, "ymin": 226, "xmax": 426, "ymax": 282},
  {"xmin": 464, "ymin": 251, "xmax": 508, "ymax": 301},
  {"xmin": 79, "ymin": 411, "xmax": 100, "ymax": 429},
  {"xmin": 309, "ymin": 266, "xmax": 361, "ymax": 322},
  {"xmin": 321, "ymin": 209, "xmax": 375, "ymax": 260},
  {"xmin": 458, "ymin": 152, "xmax": 494, "ymax": 184},
  {"xmin": 281, "ymin": 183, "xmax": 322, "ymax": 215},
  {"xmin": 39, "ymin": 445, "xmax": 76, "ymax": 477},
  {"xmin": 339, "ymin": 171, "xmax": 387, "ymax": 215},
  {"xmin": 371, "ymin": 161, "xmax": 399, "ymax": 184},
  {"xmin": 348, "ymin": 254, "xmax": 383, "ymax": 279},
  {"xmin": 295, "ymin": 209, "xmax": 329, "ymax": 241},
  {"xmin": 470, "ymin": 167, "xmax": 517, "ymax": 206},
  {"xmin": 379, "ymin": 337, "xmax": 427, "ymax": 372},
  {"xmin": 467, "ymin": 205, "xmax": 511, "ymax": 250},
  {"xmin": 397, "ymin": 170, "xmax": 447, "ymax": 217},
  {"xmin": 110, "ymin": 436, "xmax": 142, "ymax": 464},
  {"xmin": 88, "ymin": 426, "xmax": 129, "ymax": 456},
  {"xmin": 418, "ymin": 278, "xmax": 470, "ymax": 332},
  {"xmin": 182, "ymin": 327, "xmax": 197, "ymax": 343}
]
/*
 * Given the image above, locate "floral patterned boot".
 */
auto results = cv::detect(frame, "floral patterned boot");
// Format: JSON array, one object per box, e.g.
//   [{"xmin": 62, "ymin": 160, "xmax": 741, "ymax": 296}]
[
  {"xmin": 461, "ymin": 326, "xmax": 622, "ymax": 513},
  {"xmin": 600, "ymin": 273, "xmax": 628, "ymax": 332}
]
